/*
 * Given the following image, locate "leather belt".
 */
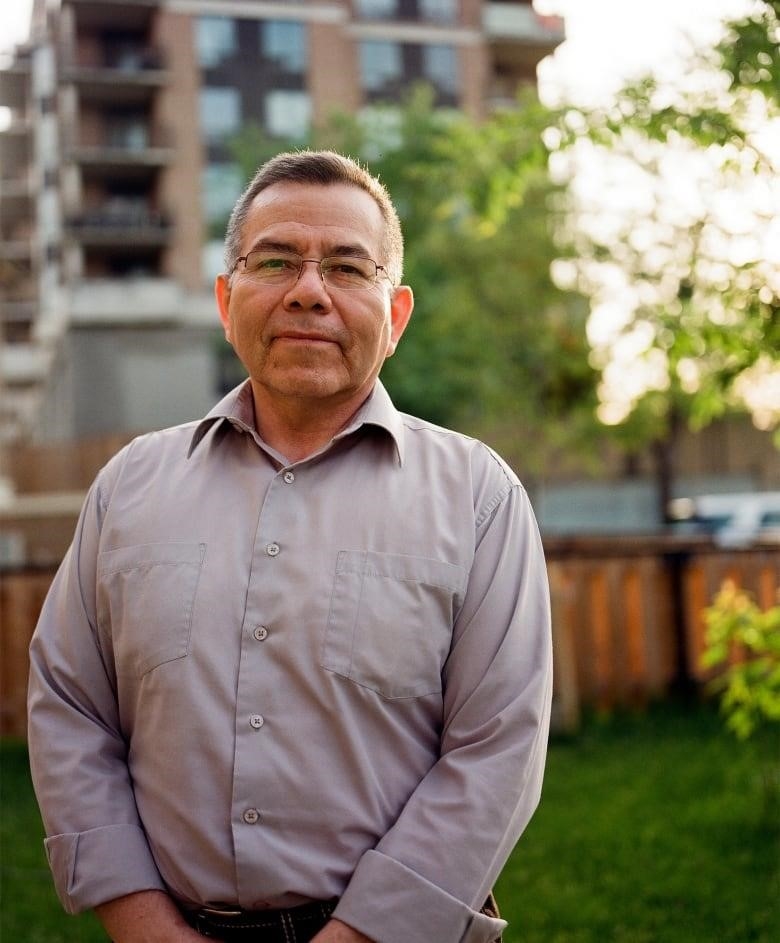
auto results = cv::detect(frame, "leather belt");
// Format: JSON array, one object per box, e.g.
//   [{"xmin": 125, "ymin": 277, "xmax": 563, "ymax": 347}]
[{"xmin": 184, "ymin": 899, "xmax": 338, "ymax": 941}]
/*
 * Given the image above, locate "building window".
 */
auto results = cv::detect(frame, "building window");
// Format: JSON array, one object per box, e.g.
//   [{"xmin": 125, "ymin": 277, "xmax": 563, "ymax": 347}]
[
  {"xmin": 355, "ymin": 0, "xmax": 398, "ymax": 17},
  {"xmin": 419, "ymin": 0, "xmax": 458, "ymax": 23},
  {"xmin": 261, "ymin": 21, "xmax": 307, "ymax": 74},
  {"xmin": 196, "ymin": 17, "xmax": 237, "ymax": 69},
  {"xmin": 265, "ymin": 90, "xmax": 311, "ymax": 140},
  {"xmin": 422, "ymin": 44, "xmax": 459, "ymax": 95},
  {"xmin": 200, "ymin": 87, "xmax": 241, "ymax": 143},
  {"xmin": 359, "ymin": 41, "xmax": 403, "ymax": 94},
  {"xmin": 202, "ymin": 163, "xmax": 243, "ymax": 225}
]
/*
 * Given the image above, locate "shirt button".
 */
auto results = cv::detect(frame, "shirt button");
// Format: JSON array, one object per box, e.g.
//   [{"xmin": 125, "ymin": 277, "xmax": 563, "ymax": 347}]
[
  {"xmin": 266, "ymin": 542, "xmax": 280, "ymax": 557},
  {"xmin": 249, "ymin": 714, "xmax": 264, "ymax": 729},
  {"xmin": 283, "ymin": 471, "xmax": 295, "ymax": 484},
  {"xmin": 253, "ymin": 626, "xmax": 268, "ymax": 641},
  {"xmin": 243, "ymin": 808, "xmax": 260, "ymax": 825}
]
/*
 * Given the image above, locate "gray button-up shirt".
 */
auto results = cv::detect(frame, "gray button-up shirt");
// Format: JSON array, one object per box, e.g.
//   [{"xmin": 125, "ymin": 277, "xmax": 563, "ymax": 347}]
[{"xmin": 28, "ymin": 380, "xmax": 552, "ymax": 943}]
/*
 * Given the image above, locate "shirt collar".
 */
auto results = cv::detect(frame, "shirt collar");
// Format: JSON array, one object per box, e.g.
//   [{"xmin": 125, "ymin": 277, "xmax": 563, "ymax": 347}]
[{"xmin": 187, "ymin": 379, "xmax": 405, "ymax": 464}]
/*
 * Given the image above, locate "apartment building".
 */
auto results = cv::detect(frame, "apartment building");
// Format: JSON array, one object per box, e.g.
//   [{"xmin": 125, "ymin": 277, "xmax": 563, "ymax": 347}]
[{"xmin": 0, "ymin": 0, "xmax": 563, "ymax": 443}]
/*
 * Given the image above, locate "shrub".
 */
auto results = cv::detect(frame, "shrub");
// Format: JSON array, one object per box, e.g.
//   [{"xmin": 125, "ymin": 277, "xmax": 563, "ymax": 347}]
[{"xmin": 702, "ymin": 579, "xmax": 780, "ymax": 815}]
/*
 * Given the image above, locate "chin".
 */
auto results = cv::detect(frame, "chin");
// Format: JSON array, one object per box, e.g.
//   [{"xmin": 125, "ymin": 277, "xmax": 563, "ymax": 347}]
[{"xmin": 264, "ymin": 371, "xmax": 347, "ymax": 399}]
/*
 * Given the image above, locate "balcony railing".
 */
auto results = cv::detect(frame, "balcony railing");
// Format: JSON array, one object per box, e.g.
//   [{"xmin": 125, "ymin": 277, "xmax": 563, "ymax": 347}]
[
  {"xmin": 66, "ymin": 127, "xmax": 174, "ymax": 168},
  {"xmin": 66, "ymin": 207, "xmax": 173, "ymax": 246},
  {"xmin": 483, "ymin": 3, "xmax": 565, "ymax": 43},
  {"xmin": 69, "ymin": 276, "xmax": 184, "ymax": 324},
  {"xmin": 68, "ymin": 45, "xmax": 167, "ymax": 74},
  {"xmin": 0, "ymin": 239, "xmax": 33, "ymax": 262},
  {"xmin": 64, "ymin": 47, "xmax": 168, "ymax": 103}
]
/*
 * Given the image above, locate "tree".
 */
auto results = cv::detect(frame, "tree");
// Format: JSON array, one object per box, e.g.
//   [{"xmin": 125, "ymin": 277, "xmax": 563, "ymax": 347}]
[
  {"xmin": 229, "ymin": 88, "xmax": 599, "ymax": 478},
  {"xmin": 546, "ymin": 0, "xmax": 780, "ymax": 512}
]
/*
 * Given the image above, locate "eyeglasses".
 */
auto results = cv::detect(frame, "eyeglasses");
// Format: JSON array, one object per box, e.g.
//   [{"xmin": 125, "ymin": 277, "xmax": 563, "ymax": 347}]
[{"xmin": 231, "ymin": 250, "xmax": 391, "ymax": 291}]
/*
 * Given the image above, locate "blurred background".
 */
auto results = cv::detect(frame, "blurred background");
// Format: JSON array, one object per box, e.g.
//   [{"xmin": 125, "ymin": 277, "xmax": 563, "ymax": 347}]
[{"xmin": 0, "ymin": 1, "xmax": 778, "ymax": 940}]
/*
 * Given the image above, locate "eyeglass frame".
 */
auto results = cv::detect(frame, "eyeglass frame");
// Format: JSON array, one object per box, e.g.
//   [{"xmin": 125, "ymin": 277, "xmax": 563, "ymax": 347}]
[{"xmin": 229, "ymin": 249, "xmax": 394, "ymax": 291}]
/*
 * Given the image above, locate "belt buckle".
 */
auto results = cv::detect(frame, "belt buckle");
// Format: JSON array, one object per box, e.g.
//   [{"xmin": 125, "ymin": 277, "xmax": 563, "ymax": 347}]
[{"xmin": 200, "ymin": 906, "xmax": 244, "ymax": 918}]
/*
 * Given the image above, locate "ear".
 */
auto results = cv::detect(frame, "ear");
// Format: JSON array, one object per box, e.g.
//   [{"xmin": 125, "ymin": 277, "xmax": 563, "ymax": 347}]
[
  {"xmin": 215, "ymin": 274, "xmax": 232, "ymax": 342},
  {"xmin": 386, "ymin": 286, "xmax": 414, "ymax": 357}
]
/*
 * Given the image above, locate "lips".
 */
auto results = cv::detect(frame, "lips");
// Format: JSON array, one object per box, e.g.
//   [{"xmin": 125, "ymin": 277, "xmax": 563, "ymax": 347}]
[{"xmin": 273, "ymin": 330, "xmax": 341, "ymax": 345}]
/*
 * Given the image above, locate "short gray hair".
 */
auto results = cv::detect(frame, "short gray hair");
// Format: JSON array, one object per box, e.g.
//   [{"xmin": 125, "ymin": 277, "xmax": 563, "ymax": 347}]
[{"xmin": 224, "ymin": 150, "xmax": 404, "ymax": 285}]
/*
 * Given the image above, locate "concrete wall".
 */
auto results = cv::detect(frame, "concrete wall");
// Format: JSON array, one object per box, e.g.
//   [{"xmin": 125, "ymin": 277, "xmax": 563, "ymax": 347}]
[{"xmin": 37, "ymin": 324, "xmax": 226, "ymax": 440}]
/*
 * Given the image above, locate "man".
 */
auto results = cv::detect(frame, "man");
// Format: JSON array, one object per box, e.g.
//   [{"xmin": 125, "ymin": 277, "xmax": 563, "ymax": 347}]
[{"xmin": 28, "ymin": 151, "xmax": 552, "ymax": 943}]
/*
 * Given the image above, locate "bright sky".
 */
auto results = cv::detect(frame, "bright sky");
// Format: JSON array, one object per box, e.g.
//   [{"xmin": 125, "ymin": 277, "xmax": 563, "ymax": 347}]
[
  {"xmin": 536, "ymin": 0, "xmax": 755, "ymax": 106},
  {"xmin": 0, "ymin": 0, "xmax": 32, "ymax": 56}
]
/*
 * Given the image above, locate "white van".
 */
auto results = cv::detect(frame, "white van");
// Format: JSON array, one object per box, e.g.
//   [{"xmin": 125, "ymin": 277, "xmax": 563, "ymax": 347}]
[{"xmin": 668, "ymin": 492, "xmax": 780, "ymax": 547}]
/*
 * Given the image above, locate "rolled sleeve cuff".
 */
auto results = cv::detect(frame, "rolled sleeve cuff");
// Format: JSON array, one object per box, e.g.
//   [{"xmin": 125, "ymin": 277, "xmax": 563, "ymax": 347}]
[
  {"xmin": 334, "ymin": 850, "xmax": 506, "ymax": 943},
  {"xmin": 44, "ymin": 824, "xmax": 165, "ymax": 914}
]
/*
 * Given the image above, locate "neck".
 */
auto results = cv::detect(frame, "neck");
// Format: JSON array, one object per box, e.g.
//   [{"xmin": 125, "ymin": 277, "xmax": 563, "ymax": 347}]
[{"xmin": 249, "ymin": 383, "xmax": 372, "ymax": 463}]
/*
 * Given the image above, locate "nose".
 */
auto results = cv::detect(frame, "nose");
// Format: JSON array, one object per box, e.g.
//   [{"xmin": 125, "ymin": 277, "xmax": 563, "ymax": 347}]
[{"xmin": 283, "ymin": 259, "xmax": 331, "ymax": 311}]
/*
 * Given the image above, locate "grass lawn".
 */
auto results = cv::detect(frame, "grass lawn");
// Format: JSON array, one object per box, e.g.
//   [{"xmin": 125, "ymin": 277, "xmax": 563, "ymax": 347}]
[{"xmin": 1, "ymin": 703, "xmax": 778, "ymax": 942}]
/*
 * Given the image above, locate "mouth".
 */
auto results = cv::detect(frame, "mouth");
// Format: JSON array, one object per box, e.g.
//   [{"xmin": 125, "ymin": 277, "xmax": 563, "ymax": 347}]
[{"xmin": 273, "ymin": 332, "xmax": 339, "ymax": 346}]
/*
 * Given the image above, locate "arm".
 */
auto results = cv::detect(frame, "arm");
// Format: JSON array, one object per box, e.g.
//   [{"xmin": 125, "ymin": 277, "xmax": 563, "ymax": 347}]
[
  {"xmin": 27, "ymin": 470, "xmax": 168, "ymax": 914},
  {"xmin": 311, "ymin": 920, "xmax": 373, "ymax": 943},
  {"xmin": 332, "ymin": 483, "xmax": 552, "ymax": 943},
  {"xmin": 95, "ymin": 891, "xmax": 203, "ymax": 943}
]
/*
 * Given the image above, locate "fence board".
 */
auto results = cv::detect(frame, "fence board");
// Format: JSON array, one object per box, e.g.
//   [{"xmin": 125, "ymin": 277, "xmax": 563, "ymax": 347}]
[{"xmin": 0, "ymin": 571, "xmax": 53, "ymax": 737}]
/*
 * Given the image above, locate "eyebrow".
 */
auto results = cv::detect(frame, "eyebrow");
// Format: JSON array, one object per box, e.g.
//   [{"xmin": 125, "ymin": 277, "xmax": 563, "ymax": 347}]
[{"xmin": 247, "ymin": 239, "xmax": 374, "ymax": 258}]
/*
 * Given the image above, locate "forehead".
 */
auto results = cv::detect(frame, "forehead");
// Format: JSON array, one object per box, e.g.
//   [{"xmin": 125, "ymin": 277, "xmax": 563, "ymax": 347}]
[{"xmin": 242, "ymin": 182, "xmax": 385, "ymax": 254}]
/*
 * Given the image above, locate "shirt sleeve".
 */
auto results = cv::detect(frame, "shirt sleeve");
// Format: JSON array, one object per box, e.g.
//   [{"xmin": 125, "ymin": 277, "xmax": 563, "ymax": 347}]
[
  {"xmin": 333, "ymin": 481, "xmax": 553, "ymax": 943},
  {"xmin": 27, "ymin": 468, "xmax": 167, "ymax": 914}
]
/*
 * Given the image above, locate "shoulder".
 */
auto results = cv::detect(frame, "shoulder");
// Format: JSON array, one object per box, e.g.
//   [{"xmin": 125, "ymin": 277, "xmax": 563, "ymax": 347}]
[
  {"xmin": 93, "ymin": 420, "xmax": 202, "ymax": 496},
  {"xmin": 397, "ymin": 412, "xmax": 525, "ymax": 524},
  {"xmin": 399, "ymin": 412, "xmax": 519, "ymax": 483}
]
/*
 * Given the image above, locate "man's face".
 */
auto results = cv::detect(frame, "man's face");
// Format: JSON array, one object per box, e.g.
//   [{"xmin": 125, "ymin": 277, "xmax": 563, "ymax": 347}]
[{"xmin": 215, "ymin": 182, "xmax": 413, "ymax": 414}]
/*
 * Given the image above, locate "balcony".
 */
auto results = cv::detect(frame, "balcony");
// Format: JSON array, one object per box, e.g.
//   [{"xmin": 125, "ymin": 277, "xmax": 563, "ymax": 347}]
[
  {"xmin": 66, "ymin": 204, "xmax": 173, "ymax": 248},
  {"xmin": 1, "ymin": 300, "xmax": 37, "ymax": 344},
  {"xmin": 0, "ymin": 242, "xmax": 33, "ymax": 267},
  {"xmin": 68, "ymin": 276, "xmax": 184, "ymax": 325},
  {"xmin": 484, "ymin": 3, "xmax": 564, "ymax": 95},
  {"xmin": 68, "ymin": 0, "xmax": 159, "ymax": 31},
  {"xmin": 0, "ymin": 59, "xmax": 31, "ymax": 109},
  {"xmin": 483, "ymin": 3, "xmax": 565, "ymax": 43},
  {"xmin": 64, "ymin": 47, "xmax": 168, "ymax": 105},
  {"xmin": 0, "ymin": 342, "xmax": 50, "ymax": 384},
  {"xmin": 0, "ymin": 386, "xmax": 42, "ymax": 444},
  {"xmin": 66, "ymin": 126, "xmax": 173, "ymax": 178},
  {"xmin": 0, "ymin": 121, "xmax": 32, "ymax": 171},
  {"xmin": 0, "ymin": 174, "xmax": 34, "ymax": 219}
]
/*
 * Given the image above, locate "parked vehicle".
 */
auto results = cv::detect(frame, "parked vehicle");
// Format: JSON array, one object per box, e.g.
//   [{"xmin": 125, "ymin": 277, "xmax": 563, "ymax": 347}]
[{"xmin": 668, "ymin": 492, "xmax": 780, "ymax": 547}]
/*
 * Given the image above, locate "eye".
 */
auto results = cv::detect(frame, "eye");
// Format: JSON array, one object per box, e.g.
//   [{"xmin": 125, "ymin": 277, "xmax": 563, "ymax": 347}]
[
  {"xmin": 254, "ymin": 255, "xmax": 297, "ymax": 273},
  {"xmin": 322, "ymin": 258, "xmax": 374, "ymax": 280}
]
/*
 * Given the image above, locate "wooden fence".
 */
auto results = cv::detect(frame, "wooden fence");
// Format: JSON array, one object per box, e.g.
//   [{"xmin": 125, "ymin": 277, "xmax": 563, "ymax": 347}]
[
  {"xmin": 2, "ymin": 538, "xmax": 779, "ymax": 737},
  {"xmin": 546, "ymin": 536, "xmax": 780, "ymax": 731}
]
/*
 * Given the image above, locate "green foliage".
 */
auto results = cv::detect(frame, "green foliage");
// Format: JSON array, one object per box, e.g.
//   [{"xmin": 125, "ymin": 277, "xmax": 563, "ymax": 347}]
[
  {"xmin": 228, "ymin": 86, "xmax": 600, "ymax": 474},
  {"xmin": 548, "ymin": 0, "xmax": 780, "ymax": 455},
  {"xmin": 702, "ymin": 580, "xmax": 780, "ymax": 740}
]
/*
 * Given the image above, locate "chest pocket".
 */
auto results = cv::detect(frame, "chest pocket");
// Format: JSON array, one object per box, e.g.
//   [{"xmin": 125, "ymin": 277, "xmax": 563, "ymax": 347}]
[
  {"xmin": 322, "ymin": 550, "xmax": 467, "ymax": 699},
  {"xmin": 97, "ymin": 542, "xmax": 206, "ymax": 678}
]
